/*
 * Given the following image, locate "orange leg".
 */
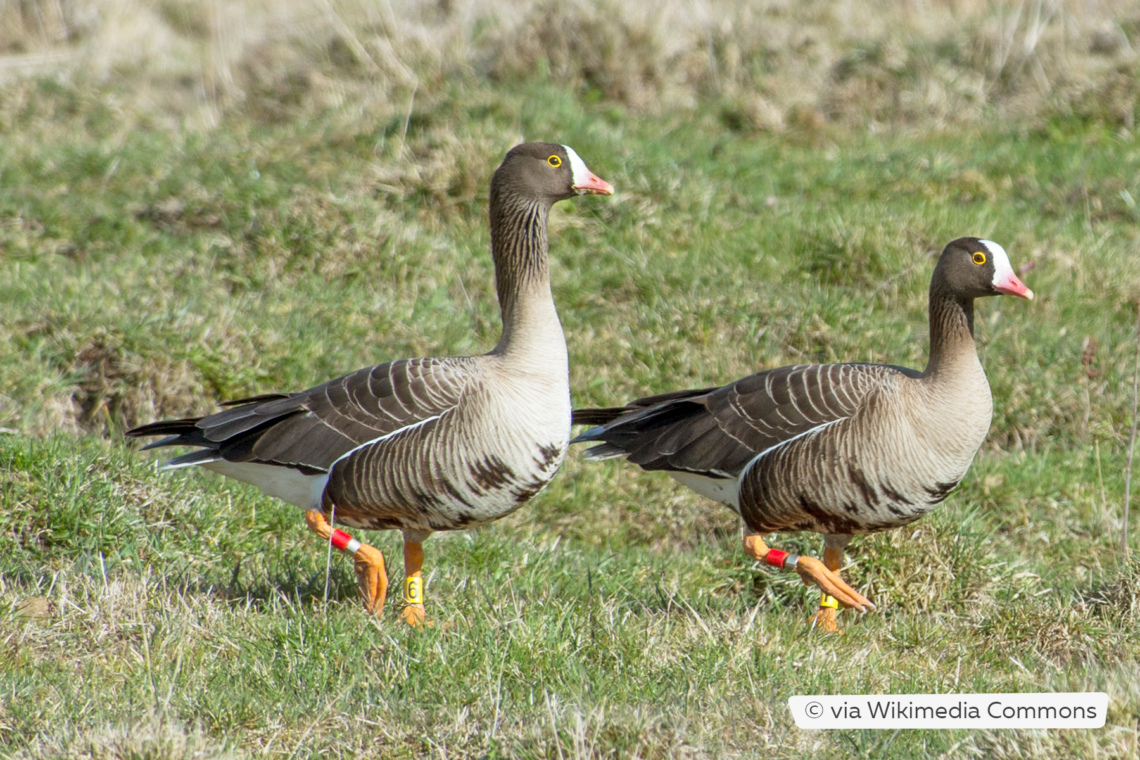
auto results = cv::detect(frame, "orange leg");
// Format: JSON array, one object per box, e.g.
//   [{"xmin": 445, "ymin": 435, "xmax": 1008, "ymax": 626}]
[
  {"xmin": 305, "ymin": 510, "xmax": 388, "ymax": 615},
  {"xmin": 742, "ymin": 532, "xmax": 873, "ymax": 623},
  {"xmin": 398, "ymin": 539, "xmax": 430, "ymax": 627},
  {"xmin": 808, "ymin": 543, "xmax": 846, "ymax": 633}
]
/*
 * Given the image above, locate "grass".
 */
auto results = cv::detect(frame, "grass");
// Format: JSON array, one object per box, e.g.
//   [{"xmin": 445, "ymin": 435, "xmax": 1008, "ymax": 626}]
[{"xmin": 3, "ymin": 1, "xmax": 1140, "ymax": 758}]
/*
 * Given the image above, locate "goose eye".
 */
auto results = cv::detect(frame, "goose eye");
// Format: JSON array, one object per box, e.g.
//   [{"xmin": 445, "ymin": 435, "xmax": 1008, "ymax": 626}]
[
  {"xmin": 547, "ymin": 155, "xmax": 562, "ymax": 167},
  {"xmin": 972, "ymin": 251, "xmax": 986, "ymax": 265}
]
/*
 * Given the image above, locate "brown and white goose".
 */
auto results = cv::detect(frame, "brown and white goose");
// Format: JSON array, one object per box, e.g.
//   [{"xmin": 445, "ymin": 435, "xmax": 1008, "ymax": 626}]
[
  {"xmin": 128, "ymin": 142, "xmax": 613, "ymax": 625},
  {"xmin": 573, "ymin": 238, "xmax": 1032, "ymax": 632}
]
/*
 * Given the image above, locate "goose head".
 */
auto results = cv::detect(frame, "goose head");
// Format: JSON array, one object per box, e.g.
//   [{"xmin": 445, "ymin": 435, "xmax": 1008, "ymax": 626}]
[
  {"xmin": 493, "ymin": 142, "xmax": 614, "ymax": 205},
  {"xmin": 935, "ymin": 238, "xmax": 1034, "ymax": 301}
]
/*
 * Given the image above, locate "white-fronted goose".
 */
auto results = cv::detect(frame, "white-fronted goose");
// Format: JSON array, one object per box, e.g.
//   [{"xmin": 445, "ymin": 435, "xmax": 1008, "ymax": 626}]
[
  {"xmin": 573, "ymin": 238, "xmax": 1033, "ymax": 632},
  {"xmin": 129, "ymin": 142, "xmax": 614, "ymax": 625}
]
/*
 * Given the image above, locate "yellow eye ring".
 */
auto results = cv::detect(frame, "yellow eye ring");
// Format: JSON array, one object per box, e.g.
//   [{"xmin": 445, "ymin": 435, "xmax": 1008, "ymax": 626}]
[
  {"xmin": 547, "ymin": 155, "xmax": 562, "ymax": 167},
  {"xmin": 972, "ymin": 251, "xmax": 986, "ymax": 265}
]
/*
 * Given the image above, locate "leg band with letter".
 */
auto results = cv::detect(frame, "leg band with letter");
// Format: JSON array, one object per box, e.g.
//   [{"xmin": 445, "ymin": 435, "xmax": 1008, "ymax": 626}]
[{"xmin": 404, "ymin": 576, "xmax": 423, "ymax": 606}]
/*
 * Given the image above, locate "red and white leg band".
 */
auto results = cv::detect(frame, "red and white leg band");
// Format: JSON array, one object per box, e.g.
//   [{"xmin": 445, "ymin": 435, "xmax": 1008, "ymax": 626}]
[
  {"xmin": 330, "ymin": 528, "xmax": 362, "ymax": 555},
  {"xmin": 764, "ymin": 549, "xmax": 800, "ymax": 571}
]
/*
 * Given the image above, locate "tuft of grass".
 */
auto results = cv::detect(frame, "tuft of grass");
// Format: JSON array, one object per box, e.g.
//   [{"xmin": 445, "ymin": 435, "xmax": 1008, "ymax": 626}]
[{"xmin": 10, "ymin": 718, "xmax": 237, "ymax": 760}]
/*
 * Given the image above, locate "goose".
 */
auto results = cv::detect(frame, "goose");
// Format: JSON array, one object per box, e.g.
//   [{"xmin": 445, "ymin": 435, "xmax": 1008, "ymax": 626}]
[
  {"xmin": 128, "ymin": 142, "xmax": 614, "ymax": 625},
  {"xmin": 572, "ymin": 238, "xmax": 1032, "ymax": 632}
]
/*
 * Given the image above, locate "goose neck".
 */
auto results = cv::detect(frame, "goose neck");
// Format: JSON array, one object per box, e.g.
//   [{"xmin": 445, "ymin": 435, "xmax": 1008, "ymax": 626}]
[
  {"xmin": 488, "ymin": 188, "xmax": 563, "ymax": 363},
  {"xmin": 922, "ymin": 287, "xmax": 978, "ymax": 380}
]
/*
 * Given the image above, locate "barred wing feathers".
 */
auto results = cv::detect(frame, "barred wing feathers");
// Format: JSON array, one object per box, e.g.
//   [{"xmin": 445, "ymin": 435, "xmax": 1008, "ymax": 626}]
[
  {"xmin": 129, "ymin": 356, "xmax": 473, "ymax": 475},
  {"xmin": 575, "ymin": 363, "xmax": 917, "ymax": 479}
]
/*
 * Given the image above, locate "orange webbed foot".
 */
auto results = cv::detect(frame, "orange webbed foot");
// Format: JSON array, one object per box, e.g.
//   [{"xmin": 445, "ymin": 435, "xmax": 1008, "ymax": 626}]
[
  {"xmin": 399, "ymin": 603, "xmax": 432, "ymax": 627},
  {"xmin": 305, "ymin": 510, "xmax": 389, "ymax": 616},
  {"xmin": 809, "ymin": 604, "xmax": 842, "ymax": 634},
  {"xmin": 794, "ymin": 556, "xmax": 874, "ymax": 612},
  {"xmin": 352, "ymin": 543, "xmax": 388, "ymax": 615}
]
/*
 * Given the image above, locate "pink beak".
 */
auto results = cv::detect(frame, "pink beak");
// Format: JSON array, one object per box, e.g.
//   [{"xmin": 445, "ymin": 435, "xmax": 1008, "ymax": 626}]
[
  {"xmin": 995, "ymin": 271, "xmax": 1034, "ymax": 300},
  {"xmin": 573, "ymin": 174, "xmax": 615, "ymax": 196}
]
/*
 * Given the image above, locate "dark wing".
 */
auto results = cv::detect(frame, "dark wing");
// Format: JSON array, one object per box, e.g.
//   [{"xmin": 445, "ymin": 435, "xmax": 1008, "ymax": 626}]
[
  {"xmin": 573, "ymin": 363, "xmax": 915, "ymax": 478},
  {"xmin": 571, "ymin": 386, "xmax": 718, "ymax": 427},
  {"xmin": 127, "ymin": 357, "xmax": 472, "ymax": 474}
]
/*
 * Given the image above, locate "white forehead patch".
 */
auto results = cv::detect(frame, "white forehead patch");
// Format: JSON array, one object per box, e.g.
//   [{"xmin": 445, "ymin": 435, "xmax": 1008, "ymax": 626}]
[
  {"xmin": 562, "ymin": 145, "xmax": 591, "ymax": 189},
  {"xmin": 980, "ymin": 239, "xmax": 1014, "ymax": 285}
]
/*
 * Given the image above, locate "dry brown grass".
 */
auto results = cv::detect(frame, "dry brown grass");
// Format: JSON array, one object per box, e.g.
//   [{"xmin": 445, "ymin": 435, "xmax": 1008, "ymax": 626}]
[
  {"xmin": 10, "ymin": 717, "xmax": 237, "ymax": 760},
  {"xmin": 4, "ymin": 0, "xmax": 1140, "ymax": 132}
]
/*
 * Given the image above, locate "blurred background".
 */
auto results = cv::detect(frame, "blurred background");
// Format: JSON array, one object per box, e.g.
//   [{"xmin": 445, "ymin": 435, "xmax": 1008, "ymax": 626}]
[{"xmin": 3, "ymin": 0, "xmax": 1139, "ymax": 132}]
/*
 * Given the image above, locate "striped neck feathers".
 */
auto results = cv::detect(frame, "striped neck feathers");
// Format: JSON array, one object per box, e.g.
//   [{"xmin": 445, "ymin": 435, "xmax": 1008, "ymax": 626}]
[
  {"xmin": 922, "ymin": 281, "xmax": 978, "ymax": 379},
  {"xmin": 489, "ymin": 185, "xmax": 554, "ymax": 327}
]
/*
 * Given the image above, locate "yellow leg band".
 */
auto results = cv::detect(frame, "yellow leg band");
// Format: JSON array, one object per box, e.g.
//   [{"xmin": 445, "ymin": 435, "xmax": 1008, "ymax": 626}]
[
  {"xmin": 819, "ymin": 593, "xmax": 839, "ymax": 610},
  {"xmin": 403, "ymin": 576, "xmax": 424, "ymax": 606}
]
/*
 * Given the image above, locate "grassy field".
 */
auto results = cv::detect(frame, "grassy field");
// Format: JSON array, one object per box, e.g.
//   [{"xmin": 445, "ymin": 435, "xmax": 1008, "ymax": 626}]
[{"xmin": 3, "ymin": 1, "xmax": 1140, "ymax": 758}]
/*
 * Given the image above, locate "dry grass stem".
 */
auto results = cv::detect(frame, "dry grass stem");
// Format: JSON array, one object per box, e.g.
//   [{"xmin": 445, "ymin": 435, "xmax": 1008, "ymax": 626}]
[{"xmin": 1124, "ymin": 300, "xmax": 1140, "ymax": 559}]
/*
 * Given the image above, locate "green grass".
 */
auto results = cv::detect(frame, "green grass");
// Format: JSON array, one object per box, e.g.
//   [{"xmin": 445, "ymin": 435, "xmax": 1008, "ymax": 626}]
[{"xmin": 4, "ymin": 7, "xmax": 1140, "ymax": 757}]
